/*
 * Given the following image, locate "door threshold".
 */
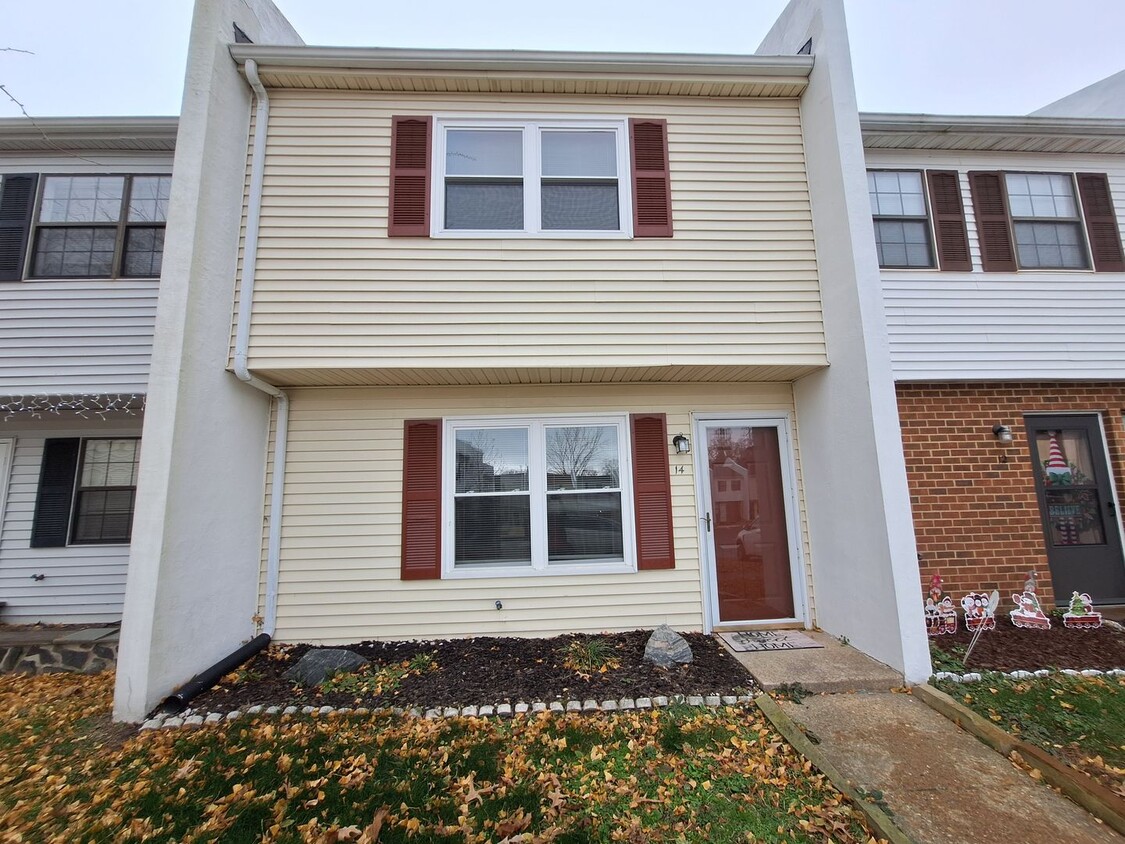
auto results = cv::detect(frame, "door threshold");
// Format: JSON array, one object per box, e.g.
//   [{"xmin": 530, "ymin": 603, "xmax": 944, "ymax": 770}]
[{"xmin": 713, "ymin": 621, "xmax": 806, "ymax": 632}]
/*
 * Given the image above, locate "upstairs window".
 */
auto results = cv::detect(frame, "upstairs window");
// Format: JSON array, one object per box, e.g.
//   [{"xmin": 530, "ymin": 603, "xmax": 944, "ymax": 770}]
[
  {"xmin": 30, "ymin": 174, "xmax": 171, "ymax": 279},
  {"xmin": 1004, "ymin": 173, "xmax": 1088, "ymax": 269},
  {"xmin": 867, "ymin": 170, "xmax": 934, "ymax": 268},
  {"xmin": 434, "ymin": 120, "xmax": 629, "ymax": 237},
  {"xmin": 389, "ymin": 115, "xmax": 672, "ymax": 239}
]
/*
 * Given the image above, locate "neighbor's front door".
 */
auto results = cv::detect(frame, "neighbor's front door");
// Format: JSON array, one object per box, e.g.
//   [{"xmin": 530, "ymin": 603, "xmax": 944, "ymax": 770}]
[
  {"xmin": 1025, "ymin": 414, "xmax": 1125, "ymax": 604},
  {"xmin": 697, "ymin": 420, "xmax": 800, "ymax": 625}
]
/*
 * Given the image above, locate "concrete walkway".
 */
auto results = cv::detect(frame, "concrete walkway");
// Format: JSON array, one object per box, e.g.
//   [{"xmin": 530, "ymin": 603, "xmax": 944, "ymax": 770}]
[
  {"xmin": 719, "ymin": 630, "xmax": 904, "ymax": 692},
  {"xmin": 724, "ymin": 632, "xmax": 1121, "ymax": 842},
  {"xmin": 779, "ymin": 690, "xmax": 1121, "ymax": 844}
]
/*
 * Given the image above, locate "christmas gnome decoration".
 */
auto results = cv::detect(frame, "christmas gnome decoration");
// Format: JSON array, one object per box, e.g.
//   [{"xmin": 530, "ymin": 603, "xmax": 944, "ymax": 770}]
[
  {"xmin": 924, "ymin": 573, "xmax": 958, "ymax": 636},
  {"xmin": 1063, "ymin": 592, "xmax": 1102, "ymax": 629},
  {"xmin": 960, "ymin": 591, "xmax": 998, "ymax": 632}
]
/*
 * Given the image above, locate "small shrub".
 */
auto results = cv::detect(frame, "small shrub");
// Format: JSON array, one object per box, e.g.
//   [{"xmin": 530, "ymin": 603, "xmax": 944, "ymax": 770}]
[{"xmin": 560, "ymin": 638, "xmax": 621, "ymax": 677}]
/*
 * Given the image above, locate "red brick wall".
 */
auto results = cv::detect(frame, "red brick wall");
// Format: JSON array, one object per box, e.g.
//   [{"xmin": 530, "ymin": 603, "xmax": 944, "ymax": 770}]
[{"xmin": 896, "ymin": 382, "xmax": 1125, "ymax": 609}]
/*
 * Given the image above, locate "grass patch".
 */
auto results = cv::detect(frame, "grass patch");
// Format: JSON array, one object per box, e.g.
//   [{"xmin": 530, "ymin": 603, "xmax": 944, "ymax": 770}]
[
  {"xmin": 0, "ymin": 672, "xmax": 876, "ymax": 843},
  {"xmin": 933, "ymin": 672, "xmax": 1125, "ymax": 793}
]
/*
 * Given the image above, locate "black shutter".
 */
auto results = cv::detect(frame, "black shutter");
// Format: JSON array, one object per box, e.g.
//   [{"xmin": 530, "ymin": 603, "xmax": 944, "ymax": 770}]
[
  {"xmin": 31, "ymin": 438, "xmax": 80, "ymax": 548},
  {"xmin": 0, "ymin": 174, "xmax": 38, "ymax": 281}
]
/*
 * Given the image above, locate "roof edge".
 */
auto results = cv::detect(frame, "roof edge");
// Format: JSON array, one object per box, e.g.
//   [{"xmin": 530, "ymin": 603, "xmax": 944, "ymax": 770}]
[
  {"xmin": 228, "ymin": 44, "xmax": 813, "ymax": 79},
  {"xmin": 859, "ymin": 111, "xmax": 1125, "ymax": 137}
]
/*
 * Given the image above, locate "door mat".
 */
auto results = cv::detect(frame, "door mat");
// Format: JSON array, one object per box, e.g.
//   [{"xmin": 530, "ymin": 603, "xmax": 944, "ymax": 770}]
[{"xmin": 719, "ymin": 630, "xmax": 823, "ymax": 652}]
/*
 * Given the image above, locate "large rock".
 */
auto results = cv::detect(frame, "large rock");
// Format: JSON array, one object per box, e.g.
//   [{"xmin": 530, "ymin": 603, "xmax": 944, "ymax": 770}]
[
  {"xmin": 283, "ymin": 648, "xmax": 368, "ymax": 686},
  {"xmin": 644, "ymin": 625, "xmax": 693, "ymax": 668}
]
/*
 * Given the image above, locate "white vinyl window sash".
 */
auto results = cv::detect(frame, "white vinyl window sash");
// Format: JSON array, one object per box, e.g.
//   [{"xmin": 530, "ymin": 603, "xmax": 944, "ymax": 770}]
[
  {"xmin": 442, "ymin": 415, "xmax": 636, "ymax": 578},
  {"xmin": 431, "ymin": 118, "xmax": 633, "ymax": 239}
]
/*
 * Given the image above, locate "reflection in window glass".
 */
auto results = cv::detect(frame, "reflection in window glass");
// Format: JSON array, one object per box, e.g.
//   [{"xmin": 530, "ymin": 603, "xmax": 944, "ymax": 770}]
[
  {"xmin": 127, "ymin": 175, "xmax": 172, "ymax": 222},
  {"xmin": 73, "ymin": 438, "xmax": 140, "ymax": 544},
  {"xmin": 39, "ymin": 176, "xmax": 124, "ymax": 223},
  {"xmin": 1005, "ymin": 173, "xmax": 1088, "ymax": 269}
]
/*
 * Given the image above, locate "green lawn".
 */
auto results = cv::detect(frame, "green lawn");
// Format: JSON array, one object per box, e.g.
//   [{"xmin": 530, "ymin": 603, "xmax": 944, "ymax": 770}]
[
  {"xmin": 0, "ymin": 673, "xmax": 876, "ymax": 843},
  {"xmin": 932, "ymin": 672, "xmax": 1125, "ymax": 795}
]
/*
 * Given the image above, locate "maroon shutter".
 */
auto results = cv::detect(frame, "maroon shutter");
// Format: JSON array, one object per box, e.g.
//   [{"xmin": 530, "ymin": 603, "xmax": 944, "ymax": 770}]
[
  {"xmin": 0, "ymin": 173, "xmax": 38, "ymax": 281},
  {"xmin": 630, "ymin": 413, "xmax": 675, "ymax": 570},
  {"xmin": 968, "ymin": 171, "xmax": 1016, "ymax": 272},
  {"xmin": 1076, "ymin": 173, "xmax": 1125, "ymax": 272},
  {"xmin": 400, "ymin": 419, "xmax": 442, "ymax": 579},
  {"xmin": 388, "ymin": 116, "xmax": 432, "ymax": 237},
  {"xmin": 926, "ymin": 170, "xmax": 971, "ymax": 271},
  {"xmin": 629, "ymin": 119, "xmax": 673, "ymax": 238}
]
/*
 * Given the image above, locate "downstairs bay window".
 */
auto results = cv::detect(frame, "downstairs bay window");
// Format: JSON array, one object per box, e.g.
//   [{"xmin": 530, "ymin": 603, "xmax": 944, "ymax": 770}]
[{"xmin": 400, "ymin": 414, "xmax": 675, "ymax": 580}]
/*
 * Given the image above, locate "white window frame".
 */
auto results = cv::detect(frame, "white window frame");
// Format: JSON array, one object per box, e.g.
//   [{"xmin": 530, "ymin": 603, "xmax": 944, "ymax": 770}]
[
  {"xmin": 867, "ymin": 169, "xmax": 938, "ymax": 270},
  {"xmin": 441, "ymin": 413, "xmax": 636, "ymax": 578},
  {"xmin": 430, "ymin": 116, "xmax": 633, "ymax": 239},
  {"xmin": 1003, "ymin": 171, "xmax": 1092, "ymax": 271}
]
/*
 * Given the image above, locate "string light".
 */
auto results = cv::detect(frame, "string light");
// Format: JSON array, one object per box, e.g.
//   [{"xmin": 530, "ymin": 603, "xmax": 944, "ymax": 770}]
[{"xmin": 0, "ymin": 393, "xmax": 146, "ymax": 422}]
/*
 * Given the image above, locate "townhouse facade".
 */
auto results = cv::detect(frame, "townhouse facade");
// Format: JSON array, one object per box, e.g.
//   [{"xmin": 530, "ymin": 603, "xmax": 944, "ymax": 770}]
[
  {"xmin": 113, "ymin": 0, "xmax": 930, "ymax": 720},
  {"xmin": 863, "ymin": 112, "xmax": 1125, "ymax": 609},
  {"xmin": 0, "ymin": 118, "xmax": 175, "ymax": 623}
]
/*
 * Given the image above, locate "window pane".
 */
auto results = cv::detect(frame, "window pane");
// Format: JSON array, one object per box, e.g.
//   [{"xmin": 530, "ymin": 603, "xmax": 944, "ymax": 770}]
[
  {"xmin": 39, "ymin": 176, "xmax": 124, "ymax": 223},
  {"xmin": 867, "ymin": 170, "xmax": 925, "ymax": 217},
  {"xmin": 454, "ymin": 495, "xmax": 531, "ymax": 565},
  {"xmin": 547, "ymin": 491, "xmax": 623, "ymax": 562},
  {"xmin": 123, "ymin": 227, "xmax": 165, "ymax": 277},
  {"xmin": 874, "ymin": 219, "xmax": 933, "ymax": 268},
  {"xmin": 456, "ymin": 428, "xmax": 528, "ymax": 493},
  {"xmin": 445, "ymin": 182, "xmax": 523, "ymax": 230},
  {"xmin": 1014, "ymin": 222, "xmax": 1088, "ymax": 269},
  {"xmin": 1005, "ymin": 173, "xmax": 1077, "ymax": 219},
  {"xmin": 128, "ymin": 175, "xmax": 172, "ymax": 222},
  {"xmin": 73, "ymin": 489, "xmax": 136, "ymax": 544},
  {"xmin": 446, "ymin": 130, "xmax": 522, "ymax": 176},
  {"xmin": 541, "ymin": 131, "xmax": 617, "ymax": 178},
  {"xmin": 545, "ymin": 425, "xmax": 620, "ymax": 490},
  {"xmin": 541, "ymin": 183, "xmax": 619, "ymax": 230},
  {"xmin": 32, "ymin": 227, "xmax": 116, "ymax": 277}
]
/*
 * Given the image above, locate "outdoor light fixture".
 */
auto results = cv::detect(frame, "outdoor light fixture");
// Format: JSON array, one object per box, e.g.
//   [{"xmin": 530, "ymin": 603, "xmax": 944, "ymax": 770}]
[
  {"xmin": 672, "ymin": 434, "xmax": 691, "ymax": 454},
  {"xmin": 992, "ymin": 424, "xmax": 1014, "ymax": 444}
]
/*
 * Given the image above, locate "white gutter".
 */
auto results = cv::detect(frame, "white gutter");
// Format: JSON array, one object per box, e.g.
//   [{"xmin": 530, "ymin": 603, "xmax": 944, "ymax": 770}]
[{"xmin": 234, "ymin": 59, "xmax": 287, "ymax": 638}]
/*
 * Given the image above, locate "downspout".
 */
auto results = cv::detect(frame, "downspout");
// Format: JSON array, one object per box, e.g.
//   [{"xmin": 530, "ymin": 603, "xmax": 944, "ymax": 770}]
[{"xmin": 235, "ymin": 59, "xmax": 287, "ymax": 638}]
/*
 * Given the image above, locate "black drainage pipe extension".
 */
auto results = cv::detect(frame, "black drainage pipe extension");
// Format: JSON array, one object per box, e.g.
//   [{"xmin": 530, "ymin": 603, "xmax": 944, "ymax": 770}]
[{"xmin": 159, "ymin": 633, "xmax": 271, "ymax": 716}]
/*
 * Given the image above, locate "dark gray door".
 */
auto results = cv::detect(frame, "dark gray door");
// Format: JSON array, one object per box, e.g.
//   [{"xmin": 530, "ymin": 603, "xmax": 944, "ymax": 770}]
[{"xmin": 1025, "ymin": 415, "xmax": 1125, "ymax": 604}]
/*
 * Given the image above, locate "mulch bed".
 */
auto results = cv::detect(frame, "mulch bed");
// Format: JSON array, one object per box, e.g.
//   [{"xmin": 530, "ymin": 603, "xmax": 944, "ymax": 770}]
[
  {"xmin": 929, "ymin": 615, "xmax": 1125, "ymax": 672},
  {"xmin": 188, "ymin": 631, "xmax": 756, "ymax": 714}
]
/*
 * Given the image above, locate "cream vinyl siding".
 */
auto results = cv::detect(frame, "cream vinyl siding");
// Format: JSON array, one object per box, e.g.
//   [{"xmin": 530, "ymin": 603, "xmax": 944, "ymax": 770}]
[
  {"xmin": 240, "ymin": 91, "xmax": 824, "ymax": 381},
  {"xmin": 867, "ymin": 150, "xmax": 1125, "ymax": 380},
  {"xmin": 0, "ymin": 154, "xmax": 171, "ymax": 396},
  {"xmin": 0, "ymin": 418, "xmax": 142, "ymax": 623},
  {"xmin": 262, "ymin": 383, "xmax": 813, "ymax": 644}
]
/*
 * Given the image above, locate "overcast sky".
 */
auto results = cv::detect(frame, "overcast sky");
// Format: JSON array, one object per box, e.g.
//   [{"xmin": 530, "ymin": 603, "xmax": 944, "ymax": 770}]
[{"xmin": 1, "ymin": 0, "xmax": 1122, "ymax": 119}]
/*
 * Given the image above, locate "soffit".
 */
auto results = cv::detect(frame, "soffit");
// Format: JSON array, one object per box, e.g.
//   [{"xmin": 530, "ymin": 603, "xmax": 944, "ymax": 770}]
[
  {"xmin": 0, "ymin": 117, "xmax": 178, "ymax": 153},
  {"xmin": 230, "ymin": 45, "xmax": 812, "ymax": 98},
  {"xmin": 861, "ymin": 113, "xmax": 1125, "ymax": 156}
]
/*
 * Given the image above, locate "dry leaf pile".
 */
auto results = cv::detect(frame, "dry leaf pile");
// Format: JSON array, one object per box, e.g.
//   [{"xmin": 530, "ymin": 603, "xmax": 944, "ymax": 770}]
[{"xmin": 0, "ymin": 672, "xmax": 879, "ymax": 843}]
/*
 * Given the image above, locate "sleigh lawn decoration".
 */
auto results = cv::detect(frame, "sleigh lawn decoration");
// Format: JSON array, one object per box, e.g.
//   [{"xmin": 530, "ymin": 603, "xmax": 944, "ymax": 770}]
[
  {"xmin": 1010, "ymin": 590, "xmax": 1051, "ymax": 630},
  {"xmin": 1063, "ymin": 592, "xmax": 1103, "ymax": 629},
  {"xmin": 925, "ymin": 574, "xmax": 958, "ymax": 636}
]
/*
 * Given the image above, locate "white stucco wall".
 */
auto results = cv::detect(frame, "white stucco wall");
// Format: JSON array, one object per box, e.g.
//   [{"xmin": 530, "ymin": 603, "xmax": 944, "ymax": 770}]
[
  {"xmin": 114, "ymin": 0, "xmax": 303, "ymax": 722},
  {"xmin": 758, "ymin": 0, "xmax": 931, "ymax": 683}
]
